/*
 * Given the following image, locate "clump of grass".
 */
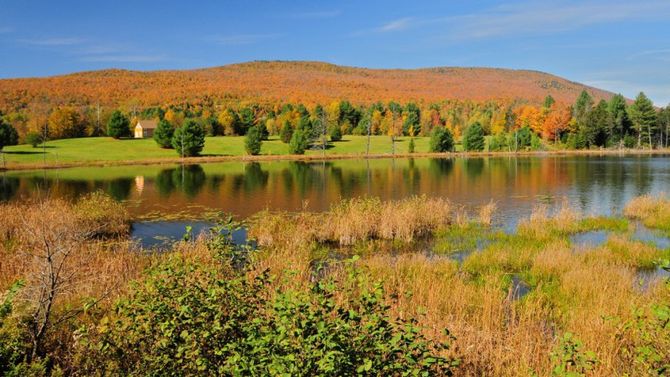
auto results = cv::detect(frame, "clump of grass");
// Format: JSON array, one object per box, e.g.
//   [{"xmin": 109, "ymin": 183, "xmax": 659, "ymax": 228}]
[
  {"xmin": 624, "ymin": 194, "xmax": 670, "ymax": 233},
  {"xmin": 478, "ymin": 200, "xmax": 497, "ymax": 226},
  {"xmin": 517, "ymin": 202, "xmax": 581, "ymax": 239},
  {"xmin": 74, "ymin": 190, "xmax": 131, "ymax": 237},
  {"xmin": 583, "ymin": 235, "xmax": 668, "ymax": 270},
  {"xmin": 576, "ymin": 216, "xmax": 629, "ymax": 233}
]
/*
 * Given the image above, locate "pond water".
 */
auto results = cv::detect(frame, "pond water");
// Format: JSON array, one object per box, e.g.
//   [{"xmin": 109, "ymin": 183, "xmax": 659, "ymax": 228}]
[{"xmin": 3, "ymin": 155, "xmax": 670, "ymax": 226}]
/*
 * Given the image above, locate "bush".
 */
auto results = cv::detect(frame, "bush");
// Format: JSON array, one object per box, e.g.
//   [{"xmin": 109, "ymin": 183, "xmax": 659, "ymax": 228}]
[
  {"xmin": 153, "ymin": 119, "xmax": 174, "ymax": 149},
  {"xmin": 463, "ymin": 122, "xmax": 485, "ymax": 152},
  {"xmin": 258, "ymin": 122, "xmax": 269, "ymax": 140},
  {"xmin": 79, "ymin": 249, "xmax": 457, "ymax": 376},
  {"xmin": 512, "ymin": 126, "xmax": 532, "ymax": 151},
  {"xmin": 172, "ymin": 120, "xmax": 205, "ymax": 157},
  {"xmin": 429, "ymin": 127, "xmax": 454, "ymax": 152},
  {"xmin": 531, "ymin": 133, "xmax": 542, "ymax": 150},
  {"xmin": 280, "ymin": 121, "xmax": 293, "ymax": 144},
  {"xmin": 245, "ymin": 126, "xmax": 262, "ymax": 155},
  {"xmin": 329, "ymin": 126, "xmax": 342, "ymax": 142},
  {"xmin": 24, "ymin": 132, "xmax": 43, "ymax": 148},
  {"xmin": 106, "ymin": 110, "xmax": 130, "ymax": 139},
  {"xmin": 408, "ymin": 138, "xmax": 415, "ymax": 153},
  {"xmin": 289, "ymin": 129, "xmax": 309, "ymax": 155},
  {"xmin": 623, "ymin": 135, "xmax": 637, "ymax": 149},
  {"xmin": 0, "ymin": 119, "xmax": 19, "ymax": 150}
]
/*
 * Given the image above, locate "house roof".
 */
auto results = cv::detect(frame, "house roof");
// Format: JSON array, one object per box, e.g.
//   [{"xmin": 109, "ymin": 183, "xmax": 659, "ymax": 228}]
[{"xmin": 136, "ymin": 120, "xmax": 158, "ymax": 129}]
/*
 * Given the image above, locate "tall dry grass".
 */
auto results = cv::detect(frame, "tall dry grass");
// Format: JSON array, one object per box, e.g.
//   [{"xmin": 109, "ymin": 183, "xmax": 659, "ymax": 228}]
[{"xmin": 624, "ymin": 193, "xmax": 670, "ymax": 232}]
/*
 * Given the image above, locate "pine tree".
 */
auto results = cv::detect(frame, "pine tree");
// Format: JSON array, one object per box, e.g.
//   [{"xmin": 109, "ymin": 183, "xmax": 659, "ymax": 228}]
[
  {"xmin": 280, "ymin": 121, "xmax": 293, "ymax": 144},
  {"xmin": 629, "ymin": 92, "xmax": 656, "ymax": 148},
  {"xmin": 172, "ymin": 120, "xmax": 205, "ymax": 157},
  {"xmin": 245, "ymin": 126, "xmax": 262, "ymax": 155},
  {"xmin": 463, "ymin": 122, "xmax": 485, "ymax": 152},
  {"xmin": 153, "ymin": 119, "xmax": 174, "ymax": 148},
  {"xmin": 107, "ymin": 110, "xmax": 130, "ymax": 139},
  {"xmin": 429, "ymin": 127, "xmax": 454, "ymax": 152},
  {"xmin": 608, "ymin": 94, "xmax": 631, "ymax": 145}
]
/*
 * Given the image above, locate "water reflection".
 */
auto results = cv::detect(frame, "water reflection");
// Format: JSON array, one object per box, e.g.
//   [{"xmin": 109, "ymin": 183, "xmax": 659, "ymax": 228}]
[{"xmin": 2, "ymin": 156, "xmax": 670, "ymax": 223}]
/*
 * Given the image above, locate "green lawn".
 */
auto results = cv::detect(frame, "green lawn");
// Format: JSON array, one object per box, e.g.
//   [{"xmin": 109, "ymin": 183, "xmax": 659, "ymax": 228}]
[{"xmin": 1, "ymin": 135, "xmax": 435, "ymax": 166}]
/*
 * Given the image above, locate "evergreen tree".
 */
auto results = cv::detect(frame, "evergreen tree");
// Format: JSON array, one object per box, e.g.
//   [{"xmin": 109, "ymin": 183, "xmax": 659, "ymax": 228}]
[
  {"xmin": 402, "ymin": 103, "xmax": 420, "ymax": 136},
  {"xmin": 153, "ymin": 119, "xmax": 174, "ymax": 148},
  {"xmin": 330, "ymin": 126, "xmax": 342, "ymax": 142},
  {"xmin": 573, "ymin": 90, "xmax": 594, "ymax": 128},
  {"xmin": 608, "ymin": 94, "xmax": 631, "ymax": 144},
  {"xmin": 107, "ymin": 110, "xmax": 131, "ymax": 139},
  {"xmin": 629, "ymin": 92, "xmax": 656, "ymax": 148},
  {"xmin": 0, "ymin": 118, "xmax": 18, "ymax": 151},
  {"xmin": 280, "ymin": 121, "xmax": 293, "ymax": 143},
  {"xmin": 172, "ymin": 120, "xmax": 205, "ymax": 157},
  {"xmin": 289, "ymin": 129, "xmax": 309, "ymax": 154},
  {"xmin": 244, "ymin": 126, "xmax": 262, "ymax": 155},
  {"xmin": 658, "ymin": 105, "xmax": 670, "ymax": 148},
  {"xmin": 463, "ymin": 122, "xmax": 485, "ymax": 152},
  {"xmin": 583, "ymin": 100, "xmax": 610, "ymax": 147},
  {"xmin": 543, "ymin": 95, "xmax": 556, "ymax": 109},
  {"xmin": 429, "ymin": 127, "xmax": 454, "ymax": 152},
  {"xmin": 257, "ymin": 121, "xmax": 269, "ymax": 140},
  {"xmin": 408, "ymin": 138, "xmax": 415, "ymax": 153}
]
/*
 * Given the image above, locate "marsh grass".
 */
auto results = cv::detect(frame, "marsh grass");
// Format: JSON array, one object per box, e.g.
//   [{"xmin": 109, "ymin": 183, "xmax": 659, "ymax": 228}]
[
  {"xmin": 2, "ymin": 194, "xmax": 669, "ymax": 375},
  {"xmin": 624, "ymin": 194, "xmax": 670, "ymax": 233}
]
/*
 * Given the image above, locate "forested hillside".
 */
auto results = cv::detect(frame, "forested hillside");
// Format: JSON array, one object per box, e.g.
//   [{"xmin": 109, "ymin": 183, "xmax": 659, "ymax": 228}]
[{"xmin": 0, "ymin": 61, "xmax": 614, "ymax": 111}]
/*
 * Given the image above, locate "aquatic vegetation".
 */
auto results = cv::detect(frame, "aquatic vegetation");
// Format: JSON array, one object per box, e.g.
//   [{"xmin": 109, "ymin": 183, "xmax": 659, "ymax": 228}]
[
  {"xmin": 1, "ymin": 194, "xmax": 669, "ymax": 375},
  {"xmin": 624, "ymin": 194, "xmax": 670, "ymax": 233}
]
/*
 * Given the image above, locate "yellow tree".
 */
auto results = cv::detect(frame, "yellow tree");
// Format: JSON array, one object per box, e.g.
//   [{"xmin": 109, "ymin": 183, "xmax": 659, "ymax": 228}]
[
  {"xmin": 164, "ymin": 109, "xmax": 184, "ymax": 127},
  {"xmin": 48, "ymin": 107, "xmax": 86, "ymax": 139}
]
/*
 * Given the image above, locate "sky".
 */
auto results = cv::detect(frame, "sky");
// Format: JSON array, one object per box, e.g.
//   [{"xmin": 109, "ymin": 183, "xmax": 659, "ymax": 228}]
[{"xmin": 1, "ymin": 0, "xmax": 669, "ymax": 105}]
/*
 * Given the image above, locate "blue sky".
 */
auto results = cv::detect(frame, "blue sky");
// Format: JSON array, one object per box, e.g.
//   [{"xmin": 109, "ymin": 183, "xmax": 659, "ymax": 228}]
[{"xmin": 1, "ymin": 0, "xmax": 669, "ymax": 105}]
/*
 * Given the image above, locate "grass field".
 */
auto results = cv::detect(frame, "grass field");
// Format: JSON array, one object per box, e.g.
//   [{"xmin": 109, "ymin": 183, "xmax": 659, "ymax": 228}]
[{"xmin": 0, "ymin": 135, "xmax": 433, "ymax": 167}]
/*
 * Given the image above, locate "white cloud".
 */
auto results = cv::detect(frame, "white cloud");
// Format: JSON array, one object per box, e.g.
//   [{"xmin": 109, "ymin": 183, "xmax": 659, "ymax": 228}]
[{"xmin": 376, "ymin": 17, "xmax": 413, "ymax": 33}]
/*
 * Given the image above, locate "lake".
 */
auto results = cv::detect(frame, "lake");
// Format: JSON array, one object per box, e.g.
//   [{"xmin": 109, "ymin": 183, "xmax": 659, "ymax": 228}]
[{"xmin": 2, "ymin": 155, "xmax": 669, "ymax": 228}]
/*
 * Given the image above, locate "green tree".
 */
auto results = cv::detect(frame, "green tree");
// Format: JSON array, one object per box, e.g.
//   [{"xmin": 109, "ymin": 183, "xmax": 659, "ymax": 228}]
[
  {"xmin": 172, "ymin": 120, "xmax": 205, "ymax": 157},
  {"xmin": 245, "ymin": 126, "xmax": 262, "ymax": 155},
  {"xmin": 25, "ymin": 132, "xmax": 43, "ymax": 148},
  {"xmin": 289, "ymin": 129, "xmax": 309, "ymax": 155},
  {"xmin": 583, "ymin": 100, "xmax": 610, "ymax": 147},
  {"xmin": 0, "ymin": 118, "xmax": 19, "ymax": 151},
  {"xmin": 153, "ymin": 119, "xmax": 174, "ymax": 148},
  {"xmin": 463, "ymin": 122, "xmax": 485, "ymax": 152},
  {"xmin": 408, "ymin": 138, "xmax": 415, "ymax": 153},
  {"xmin": 106, "ymin": 110, "xmax": 130, "ymax": 139},
  {"xmin": 280, "ymin": 121, "xmax": 293, "ymax": 143},
  {"xmin": 629, "ymin": 92, "xmax": 657, "ymax": 148},
  {"xmin": 543, "ymin": 95, "xmax": 556, "ymax": 109},
  {"xmin": 513, "ymin": 126, "xmax": 532, "ymax": 151},
  {"xmin": 330, "ymin": 126, "xmax": 342, "ymax": 142},
  {"xmin": 402, "ymin": 103, "xmax": 421, "ymax": 136},
  {"xmin": 608, "ymin": 94, "xmax": 631, "ymax": 144},
  {"xmin": 429, "ymin": 127, "xmax": 454, "ymax": 152},
  {"xmin": 573, "ymin": 91, "xmax": 594, "ymax": 134}
]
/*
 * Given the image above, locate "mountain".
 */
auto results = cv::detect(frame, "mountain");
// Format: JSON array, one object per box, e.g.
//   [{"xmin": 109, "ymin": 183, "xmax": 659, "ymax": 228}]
[{"xmin": 0, "ymin": 61, "xmax": 616, "ymax": 111}]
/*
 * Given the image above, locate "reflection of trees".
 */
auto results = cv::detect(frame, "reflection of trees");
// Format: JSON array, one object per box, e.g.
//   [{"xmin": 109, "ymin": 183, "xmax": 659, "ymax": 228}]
[
  {"xmin": 0, "ymin": 174, "xmax": 19, "ymax": 201},
  {"xmin": 232, "ymin": 162, "xmax": 269, "ymax": 194},
  {"xmin": 402, "ymin": 158, "xmax": 421, "ymax": 193},
  {"xmin": 464, "ymin": 158, "xmax": 485, "ymax": 181},
  {"xmin": 154, "ymin": 164, "xmax": 207, "ymax": 199},
  {"xmin": 155, "ymin": 168, "xmax": 175, "ymax": 197},
  {"xmin": 106, "ymin": 178, "xmax": 133, "ymax": 201},
  {"xmin": 429, "ymin": 158, "xmax": 454, "ymax": 178}
]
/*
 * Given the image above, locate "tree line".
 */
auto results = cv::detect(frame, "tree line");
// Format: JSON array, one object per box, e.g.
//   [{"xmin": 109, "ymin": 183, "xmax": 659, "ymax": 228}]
[{"xmin": 1, "ymin": 92, "xmax": 668, "ymax": 156}]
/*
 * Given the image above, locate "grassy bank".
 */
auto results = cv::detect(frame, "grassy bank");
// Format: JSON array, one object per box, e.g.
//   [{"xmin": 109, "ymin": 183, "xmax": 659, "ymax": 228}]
[
  {"xmin": 1, "ymin": 135, "xmax": 669, "ymax": 171},
  {"xmin": 1, "ymin": 194, "xmax": 669, "ymax": 375}
]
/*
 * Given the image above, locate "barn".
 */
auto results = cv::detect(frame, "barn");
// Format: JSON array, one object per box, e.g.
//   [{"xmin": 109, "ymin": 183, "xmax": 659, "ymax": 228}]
[{"xmin": 134, "ymin": 120, "xmax": 158, "ymax": 138}]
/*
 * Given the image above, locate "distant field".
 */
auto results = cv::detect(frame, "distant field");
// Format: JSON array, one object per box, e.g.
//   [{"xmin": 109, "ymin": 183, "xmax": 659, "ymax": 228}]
[{"xmin": 0, "ymin": 135, "xmax": 434, "ymax": 166}]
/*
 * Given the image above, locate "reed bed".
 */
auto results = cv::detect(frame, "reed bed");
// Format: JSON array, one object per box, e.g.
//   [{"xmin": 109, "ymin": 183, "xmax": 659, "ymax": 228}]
[
  {"xmin": 2, "ymin": 194, "xmax": 669, "ymax": 375},
  {"xmin": 624, "ymin": 193, "xmax": 670, "ymax": 232}
]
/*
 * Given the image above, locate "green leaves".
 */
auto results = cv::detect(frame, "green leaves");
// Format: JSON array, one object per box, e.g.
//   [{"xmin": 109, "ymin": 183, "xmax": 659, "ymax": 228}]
[{"xmin": 80, "ymin": 251, "xmax": 456, "ymax": 376}]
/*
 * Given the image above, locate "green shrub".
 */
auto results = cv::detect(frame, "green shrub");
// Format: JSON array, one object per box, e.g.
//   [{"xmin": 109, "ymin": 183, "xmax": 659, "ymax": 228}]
[
  {"xmin": 153, "ymin": 119, "xmax": 174, "ymax": 149},
  {"xmin": 106, "ymin": 110, "xmax": 130, "ymax": 139},
  {"xmin": 172, "ymin": 120, "xmax": 205, "ymax": 157},
  {"xmin": 329, "ymin": 126, "xmax": 342, "ymax": 142},
  {"xmin": 245, "ymin": 126, "xmax": 262, "ymax": 155},
  {"xmin": 531, "ymin": 133, "xmax": 542, "ymax": 150},
  {"xmin": 550, "ymin": 332, "xmax": 597, "ymax": 376},
  {"xmin": 463, "ymin": 122, "xmax": 485, "ymax": 152},
  {"xmin": 513, "ymin": 126, "xmax": 532, "ymax": 150},
  {"xmin": 79, "ymin": 248, "xmax": 457, "ymax": 376},
  {"xmin": 0, "ymin": 119, "xmax": 19, "ymax": 150},
  {"xmin": 24, "ymin": 132, "xmax": 43, "ymax": 148},
  {"xmin": 429, "ymin": 127, "xmax": 454, "ymax": 152},
  {"xmin": 408, "ymin": 137, "xmax": 415, "ymax": 153},
  {"xmin": 289, "ymin": 129, "xmax": 309, "ymax": 155}
]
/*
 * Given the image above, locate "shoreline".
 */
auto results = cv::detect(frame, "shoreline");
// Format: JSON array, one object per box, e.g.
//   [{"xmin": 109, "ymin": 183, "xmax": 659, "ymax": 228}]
[{"xmin": 1, "ymin": 148, "xmax": 668, "ymax": 172}]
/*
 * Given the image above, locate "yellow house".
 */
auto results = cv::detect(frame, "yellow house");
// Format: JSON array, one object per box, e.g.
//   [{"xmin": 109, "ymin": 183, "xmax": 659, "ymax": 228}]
[{"xmin": 134, "ymin": 120, "xmax": 158, "ymax": 138}]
